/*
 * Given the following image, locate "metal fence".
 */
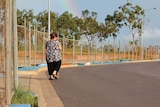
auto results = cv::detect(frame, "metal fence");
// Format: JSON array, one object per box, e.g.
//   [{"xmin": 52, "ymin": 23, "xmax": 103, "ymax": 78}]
[
  {"xmin": 17, "ymin": 22, "xmax": 160, "ymax": 66},
  {"xmin": 17, "ymin": 23, "xmax": 47, "ymax": 66}
]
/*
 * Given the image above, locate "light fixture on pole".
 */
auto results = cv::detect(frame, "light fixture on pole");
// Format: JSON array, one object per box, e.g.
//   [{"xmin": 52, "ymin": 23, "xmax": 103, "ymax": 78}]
[{"xmin": 141, "ymin": 8, "xmax": 156, "ymax": 60}]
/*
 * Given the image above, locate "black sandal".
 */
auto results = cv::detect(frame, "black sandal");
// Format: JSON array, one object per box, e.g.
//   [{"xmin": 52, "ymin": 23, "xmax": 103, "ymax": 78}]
[
  {"xmin": 49, "ymin": 75, "xmax": 54, "ymax": 80},
  {"xmin": 53, "ymin": 74, "xmax": 57, "ymax": 79},
  {"xmin": 49, "ymin": 78, "xmax": 54, "ymax": 80}
]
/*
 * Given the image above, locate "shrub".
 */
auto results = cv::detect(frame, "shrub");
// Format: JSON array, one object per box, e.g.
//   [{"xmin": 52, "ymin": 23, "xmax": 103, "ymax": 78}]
[{"xmin": 11, "ymin": 85, "xmax": 38, "ymax": 107}]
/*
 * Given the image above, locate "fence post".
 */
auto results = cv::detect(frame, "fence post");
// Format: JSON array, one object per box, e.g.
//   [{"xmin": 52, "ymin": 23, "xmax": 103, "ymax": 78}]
[
  {"xmin": 80, "ymin": 37, "xmax": 82, "ymax": 62},
  {"xmin": 158, "ymin": 46, "xmax": 160, "ymax": 59},
  {"xmin": 33, "ymin": 25, "xmax": 37, "ymax": 65},
  {"xmin": 13, "ymin": 0, "xmax": 18, "ymax": 88},
  {"xmin": 132, "ymin": 45, "xmax": 134, "ymax": 60},
  {"xmin": 42, "ymin": 27, "xmax": 45, "ymax": 63},
  {"xmin": 72, "ymin": 36, "xmax": 75, "ymax": 63},
  {"xmin": 124, "ymin": 40, "xmax": 126, "ymax": 59},
  {"xmin": 6, "ymin": 0, "xmax": 12, "ymax": 104},
  {"xmin": 108, "ymin": 40, "xmax": 110, "ymax": 61},
  {"xmin": 113, "ymin": 38, "xmax": 116, "ymax": 62},
  {"xmin": 63, "ymin": 35, "xmax": 65, "ymax": 62},
  {"xmin": 33, "ymin": 25, "xmax": 36, "ymax": 65},
  {"xmin": 24, "ymin": 18, "xmax": 27, "ymax": 65},
  {"xmin": 88, "ymin": 42, "xmax": 90, "ymax": 62},
  {"xmin": 145, "ymin": 47, "xmax": 147, "ymax": 60},
  {"xmin": 28, "ymin": 21, "xmax": 31, "ymax": 66},
  {"xmin": 118, "ymin": 41, "xmax": 120, "ymax": 61},
  {"xmin": 128, "ymin": 44, "xmax": 130, "ymax": 60},
  {"xmin": 101, "ymin": 37, "xmax": 104, "ymax": 62},
  {"xmin": 147, "ymin": 47, "xmax": 148, "ymax": 60},
  {"xmin": 95, "ymin": 41, "xmax": 97, "ymax": 61},
  {"xmin": 158, "ymin": 46, "xmax": 160, "ymax": 58}
]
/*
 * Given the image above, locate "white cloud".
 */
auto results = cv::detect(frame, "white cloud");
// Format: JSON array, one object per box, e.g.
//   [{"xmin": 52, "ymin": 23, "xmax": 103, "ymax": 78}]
[
  {"xmin": 117, "ymin": 28, "xmax": 160, "ymax": 46},
  {"xmin": 143, "ymin": 28, "xmax": 160, "ymax": 45}
]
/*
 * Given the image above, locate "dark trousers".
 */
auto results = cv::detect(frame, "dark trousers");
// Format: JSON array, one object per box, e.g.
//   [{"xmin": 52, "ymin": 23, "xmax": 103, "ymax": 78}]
[{"xmin": 47, "ymin": 60, "xmax": 61, "ymax": 75}]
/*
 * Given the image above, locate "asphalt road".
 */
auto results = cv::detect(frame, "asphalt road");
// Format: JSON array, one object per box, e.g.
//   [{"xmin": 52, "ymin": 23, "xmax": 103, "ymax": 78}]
[{"xmin": 51, "ymin": 61, "xmax": 160, "ymax": 107}]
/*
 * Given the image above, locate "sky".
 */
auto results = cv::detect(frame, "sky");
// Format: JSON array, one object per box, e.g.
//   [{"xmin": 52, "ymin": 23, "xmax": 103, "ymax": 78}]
[{"xmin": 16, "ymin": 0, "xmax": 160, "ymax": 46}]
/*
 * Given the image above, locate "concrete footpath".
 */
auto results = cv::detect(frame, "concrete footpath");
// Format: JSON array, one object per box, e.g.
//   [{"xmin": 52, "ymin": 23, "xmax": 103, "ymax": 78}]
[{"xmin": 18, "ymin": 67, "xmax": 64, "ymax": 107}]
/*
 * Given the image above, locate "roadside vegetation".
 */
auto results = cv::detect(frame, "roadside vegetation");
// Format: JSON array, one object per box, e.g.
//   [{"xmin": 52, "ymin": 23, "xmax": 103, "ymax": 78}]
[
  {"xmin": 11, "ymin": 85, "xmax": 38, "ymax": 107},
  {"xmin": 17, "ymin": 1, "xmax": 144, "ymax": 49}
]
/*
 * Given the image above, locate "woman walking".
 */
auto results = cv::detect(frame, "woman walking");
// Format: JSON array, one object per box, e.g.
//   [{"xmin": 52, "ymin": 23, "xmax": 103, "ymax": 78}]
[{"xmin": 46, "ymin": 32, "xmax": 62, "ymax": 80}]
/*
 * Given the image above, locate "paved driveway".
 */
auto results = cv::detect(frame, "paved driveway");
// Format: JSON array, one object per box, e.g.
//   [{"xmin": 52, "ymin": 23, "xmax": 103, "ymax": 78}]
[{"xmin": 51, "ymin": 61, "xmax": 160, "ymax": 107}]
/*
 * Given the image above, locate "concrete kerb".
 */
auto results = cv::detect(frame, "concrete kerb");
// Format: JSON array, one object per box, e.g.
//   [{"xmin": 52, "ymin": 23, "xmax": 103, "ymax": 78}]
[
  {"xmin": 38, "ymin": 68, "xmax": 64, "ymax": 107},
  {"xmin": 18, "ymin": 68, "xmax": 46, "ymax": 107},
  {"xmin": 18, "ymin": 66, "xmax": 65, "ymax": 107}
]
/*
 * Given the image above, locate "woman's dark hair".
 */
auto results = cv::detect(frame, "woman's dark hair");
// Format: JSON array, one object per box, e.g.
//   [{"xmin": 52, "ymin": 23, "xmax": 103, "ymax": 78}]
[{"xmin": 50, "ymin": 32, "xmax": 58, "ymax": 39}]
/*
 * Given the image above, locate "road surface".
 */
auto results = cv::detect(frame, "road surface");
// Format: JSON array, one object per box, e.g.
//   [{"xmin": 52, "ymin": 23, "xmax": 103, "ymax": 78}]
[{"xmin": 51, "ymin": 61, "xmax": 160, "ymax": 107}]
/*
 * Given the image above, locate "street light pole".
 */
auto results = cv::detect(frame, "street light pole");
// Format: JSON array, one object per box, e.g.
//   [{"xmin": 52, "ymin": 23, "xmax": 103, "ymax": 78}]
[
  {"xmin": 141, "ymin": 8, "xmax": 156, "ymax": 60},
  {"xmin": 48, "ymin": 0, "xmax": 50, "ymax": 40}
]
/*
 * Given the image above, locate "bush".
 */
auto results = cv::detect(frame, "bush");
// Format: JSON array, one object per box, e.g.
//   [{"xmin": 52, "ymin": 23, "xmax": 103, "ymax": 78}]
[{"xmin": 11, "ymin": 85, "xmax": 38, "ymax": 107}]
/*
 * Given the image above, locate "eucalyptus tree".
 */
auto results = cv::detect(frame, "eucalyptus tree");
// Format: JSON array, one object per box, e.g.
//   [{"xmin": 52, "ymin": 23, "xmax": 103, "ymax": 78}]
[
  {"xmin": 73, "ymin": 16, "xmax": 84, "ymax": 40},
  {"xmin": 36, "ymin": 10, "xmax": 58, "ymax": 32},
  {"xmin": 81, "ymin": 9, "xmax": 99, "ymax": 61},
  {"xmin": 82, "ymin": 9, "xmax": 89, "ymax": 22},
  {"xmin": 118, "ymin": 2, "xmax": 144, "ymax": 59},
  {"xmin": 105, "ymin": 15, "xmax": 117, "ymax": 40},
  {"xmin": 119, "ymin": 2, "xmax": 144, "ymax": 43},
  {"xmin": 57, "ymin": 11, "xmax": 76, "ymax": 38},
  {"xmin": 57, "ymin": 11, "xmax": 78, "ymax": 49},
  {"xmin": 50, "ymin": 11, "xmax": 58, "ymax": 32},
  {"xmin": 17, "ymin": 9, "xmax": 24, "ymax": 25},
  {"xmin": 68, "ymin": 16, "xmax": 79, "ymax": 39},
  {"xmin": 17, "ymin": 9, "xmax": 35, "ymax": 26},
  {"xmin": 106, "ymin": 12, "xmax": 123, "ymax": 41},
  {"xmin": 104, "ymin": 8, "xmax": 125, "ymax": 61},
  {"xmin": 96, "ymin": 23, "xmax": 108, "ymax": 42},
  {"xmin": 36, "ymin": 10, "xmax": 50, "ymax": 32},
  {"xmin": 105, "ymin": 10, "xmax": 124, "ymax": 38},
  {"xmin": 81, "ymin": 10, "xmax": 98, "ymax": 36}
]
